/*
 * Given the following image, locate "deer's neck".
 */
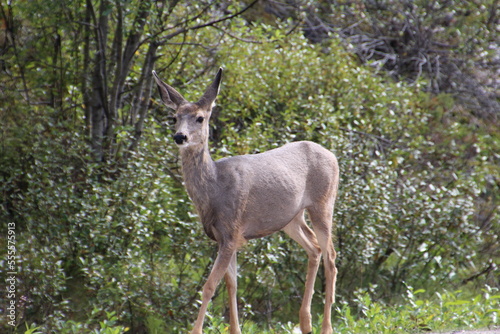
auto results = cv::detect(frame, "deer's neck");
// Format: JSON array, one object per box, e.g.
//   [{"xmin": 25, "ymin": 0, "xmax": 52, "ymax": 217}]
[
  {"xmin": 180, "ymin": 144, "xmax": 218, "ymax": 240},
  {"xmin": 180, "ymin": 144, "xmax": 217, "ymax": 206}
]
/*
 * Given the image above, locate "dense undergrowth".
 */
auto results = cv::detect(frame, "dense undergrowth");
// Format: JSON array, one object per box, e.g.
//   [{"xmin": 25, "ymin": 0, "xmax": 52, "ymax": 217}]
[{"xmin": 1, "ymin": 1, "xmax": 498, "ymax": 333}]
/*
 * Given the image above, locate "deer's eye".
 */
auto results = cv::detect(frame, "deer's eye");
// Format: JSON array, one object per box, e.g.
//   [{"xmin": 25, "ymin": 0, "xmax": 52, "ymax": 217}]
[
  {"xmin": 196, "ymin": 116, "xmax": 204, "ymax": 123},
  {"xmin": 169, "ymin": 116, "xmax": 177, "ymax": 125}
]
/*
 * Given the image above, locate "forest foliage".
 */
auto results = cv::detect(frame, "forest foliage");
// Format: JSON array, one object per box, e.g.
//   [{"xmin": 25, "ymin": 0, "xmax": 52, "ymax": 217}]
[{"xmin": 1, "ymin": 1, "xmax": 499, "ymax": 333}]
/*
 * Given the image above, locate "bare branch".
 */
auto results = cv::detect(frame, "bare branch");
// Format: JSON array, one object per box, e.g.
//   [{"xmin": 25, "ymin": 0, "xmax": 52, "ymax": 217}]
[
  {"xmin": 212, "ymin": 25, "xmax": 263, "ymax": 44},
  {"xmin": 157, "ymin": 0, "xmax": 259, "ymax": 45}
]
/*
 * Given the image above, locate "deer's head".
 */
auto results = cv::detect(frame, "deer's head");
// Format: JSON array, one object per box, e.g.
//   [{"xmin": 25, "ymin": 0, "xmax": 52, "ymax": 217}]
[{"xmin": 152, "ymin": 68, "xmax": 222, "ymax": 149}]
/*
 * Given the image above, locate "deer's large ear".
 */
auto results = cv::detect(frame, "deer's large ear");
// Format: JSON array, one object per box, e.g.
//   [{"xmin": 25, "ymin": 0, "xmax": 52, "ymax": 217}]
[
  {"xmin": 152, "ymin": 70, "xmax": 187, "ymax": 109},
  {"xmin": 197, "ymin": 68, "xmax": 222, "ymax": 111}
]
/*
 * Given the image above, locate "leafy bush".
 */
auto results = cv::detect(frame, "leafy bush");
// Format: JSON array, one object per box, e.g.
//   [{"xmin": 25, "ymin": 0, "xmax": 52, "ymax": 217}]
[
  {"xmin": 1, "ymin": 4, "xmax": 497, "ymax": 332},
  {"xmin": 23, "ymin": 309, "xmax": 128, "ymax": 334},
  {"xmin": 182, "ymin": 286, "xmax": 500, "ymax": 333},
  {"xmin": 335, "ymin": 285, "xmax": 500, "ymax": 334}
]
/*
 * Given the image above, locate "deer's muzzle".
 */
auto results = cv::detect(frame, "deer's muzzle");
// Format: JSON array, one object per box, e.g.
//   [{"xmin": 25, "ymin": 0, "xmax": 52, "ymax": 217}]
[{"xmin": 173, "ymin": 133, "xmax": 188, "ymax": 145}]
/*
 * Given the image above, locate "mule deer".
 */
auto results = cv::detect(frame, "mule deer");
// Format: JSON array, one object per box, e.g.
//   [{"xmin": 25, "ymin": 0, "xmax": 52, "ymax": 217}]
[{"xmin": 152, "ymin": 68, "xmax": 339, "ymax": 334}]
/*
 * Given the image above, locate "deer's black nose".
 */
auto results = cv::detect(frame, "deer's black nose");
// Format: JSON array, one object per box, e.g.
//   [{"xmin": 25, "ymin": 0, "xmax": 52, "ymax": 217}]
[{"xmin": 173, "ymin": 133, "xmax": 188, "ymax": 145}]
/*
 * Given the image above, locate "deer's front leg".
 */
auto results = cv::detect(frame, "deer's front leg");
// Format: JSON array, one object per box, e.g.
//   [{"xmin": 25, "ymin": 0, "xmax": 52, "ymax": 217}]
[{"xmin": 191, "ymin": 245, "xmax": 237, "ymax": 334}]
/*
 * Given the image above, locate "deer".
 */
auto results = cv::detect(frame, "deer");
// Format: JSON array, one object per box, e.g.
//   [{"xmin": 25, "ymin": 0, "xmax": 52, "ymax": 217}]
[{"xmin": 152, "ymin": 67, "xmax": 339, "ymax": 334}]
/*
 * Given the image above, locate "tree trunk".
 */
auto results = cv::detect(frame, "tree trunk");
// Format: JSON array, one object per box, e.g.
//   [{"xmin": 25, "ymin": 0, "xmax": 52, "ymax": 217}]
[{"xmin": 89, "ymin": 0, "xmax": 110, "ymax": 162}]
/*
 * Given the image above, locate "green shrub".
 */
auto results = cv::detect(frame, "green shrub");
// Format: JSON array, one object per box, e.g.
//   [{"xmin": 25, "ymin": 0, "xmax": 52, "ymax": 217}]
[
  {"xmin": 1, "ymin": 10, "xmax": 497, "ymax": 332},
  {"xmin": 335, "ymin": 285, "xmax": 500, "ymax": 334}
]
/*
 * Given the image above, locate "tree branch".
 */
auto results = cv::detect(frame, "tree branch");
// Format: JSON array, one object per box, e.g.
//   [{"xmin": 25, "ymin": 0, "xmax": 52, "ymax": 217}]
[
  {"xmin": 125, "ymin": 42, "xmax": 159, "ymax": 157},
  {"xmin": 4, "ymin": 2, "xmax": 31, "ymax": 105},
  {"xmin": 157, "ymin": 0, "xmax": 259, "ymax": 45}
]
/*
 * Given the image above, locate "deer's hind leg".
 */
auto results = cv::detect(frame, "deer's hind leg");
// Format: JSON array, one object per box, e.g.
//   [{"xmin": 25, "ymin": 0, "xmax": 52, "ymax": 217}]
[
  {"xmin": 283, "ymin": 210, "xmax": 322, "ymax": 334},
  {"xmin": 224, "ymin": 252, "xmax": 241, "ymax": 334},
  {"xmin": 307, "ymin": 203, "xmax": 337, "ymax": 334}
]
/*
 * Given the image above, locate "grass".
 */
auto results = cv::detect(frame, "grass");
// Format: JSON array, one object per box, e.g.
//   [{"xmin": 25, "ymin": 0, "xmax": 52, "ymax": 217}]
[
  {"xmin": 202, "ymin": 285, "xmax": 500, "ymax": 334},
  {"xmin": 23, "ymin": 286, "xmax": 499, "ymax": 334}
]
